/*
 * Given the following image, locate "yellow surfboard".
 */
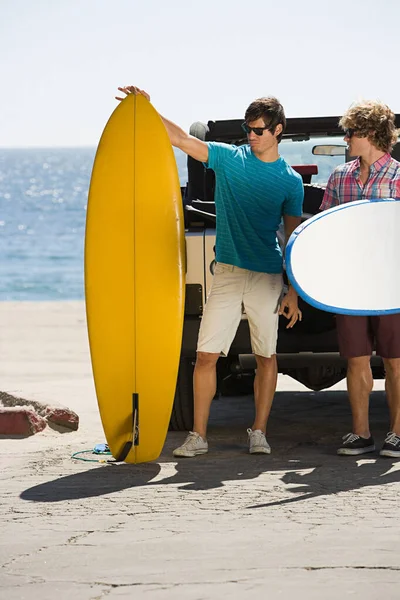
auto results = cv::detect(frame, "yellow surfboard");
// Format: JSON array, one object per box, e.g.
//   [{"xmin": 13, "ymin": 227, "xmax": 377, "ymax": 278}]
[{"xmin": 85, "ymin": 94, "xmax": 185, "ymax": 463}]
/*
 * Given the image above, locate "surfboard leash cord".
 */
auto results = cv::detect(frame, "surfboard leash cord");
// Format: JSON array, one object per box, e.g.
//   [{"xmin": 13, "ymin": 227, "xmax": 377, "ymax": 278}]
[{"xmin": 71, "ymin": 444, "xmax": 114, "ymax": 463}]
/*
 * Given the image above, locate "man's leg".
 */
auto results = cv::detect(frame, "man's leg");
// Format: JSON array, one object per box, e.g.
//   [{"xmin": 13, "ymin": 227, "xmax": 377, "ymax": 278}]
[
  {"xmin": 346, "ymin": 356, "xmax": 373, "ymax": 438},
  {"xmin": 243, "ymin": 271, "xmax": 282, "ymax": 454},
  {"xmin": 173, "ymin": 263, "xmax": 244, "ymax": 457},
  {"xmin": 374, "ymin": 315, "xmax": 400, "ymax": 435},
  {"xmin": 191, "ymin": 264, "xmax": 244, "ymax": 438},
  {"xmin": 373, "ymin": 314, "xmax": 400, "ymax": 457},
  {"xmin": 335, "ymin": 315, "xmax": 375, "ymax": 455},
  {"xmin": 380, "ymin": 358, "xmax": 400, "ymax": 457},
  {"xmin": 252, "ymin": 354, "xmax": 277, "ymax": 434},
  {"xmin": 193, "ymin": 351, "xmax": 220, "ymax": 439},
  {"xmin": 383, "ymin": 358, "xmax": 400, "ymax": 434},
  {"xmin": 172, "ymin": 352, "xmax": 219, "ymax": 457}
]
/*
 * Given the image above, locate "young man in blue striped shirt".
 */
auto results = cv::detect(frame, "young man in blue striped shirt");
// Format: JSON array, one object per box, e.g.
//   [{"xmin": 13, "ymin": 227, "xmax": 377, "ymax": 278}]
[{"xmin": 117, "ymin": 86, "xmax": 304, "ymax": 456}]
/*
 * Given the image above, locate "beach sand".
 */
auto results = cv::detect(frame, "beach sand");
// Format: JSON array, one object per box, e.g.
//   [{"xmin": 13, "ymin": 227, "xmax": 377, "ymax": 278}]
[
  {"xmin": 0, "ymin": 301, "xmax": 102, "ymax": 444},
  {"xmin": 1, "ymin": 301, "xmax": 399, "ymax": 599}
]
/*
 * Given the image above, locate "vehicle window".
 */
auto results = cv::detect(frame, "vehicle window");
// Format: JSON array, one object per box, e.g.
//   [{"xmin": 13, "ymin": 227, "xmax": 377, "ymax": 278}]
[
  {"xmin": 176, "ymin": 136, "xmax": 348, "ymax": 188},
  {"xmin": 279, "ymin": 136, "xmax": 346, "ymax": 184}
]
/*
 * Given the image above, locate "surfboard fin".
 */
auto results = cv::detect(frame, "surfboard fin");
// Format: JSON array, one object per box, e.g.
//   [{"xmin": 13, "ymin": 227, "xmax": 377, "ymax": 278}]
[{"xmin": 114, "ymin": 393, "xmax": 139, "ymax": 462}]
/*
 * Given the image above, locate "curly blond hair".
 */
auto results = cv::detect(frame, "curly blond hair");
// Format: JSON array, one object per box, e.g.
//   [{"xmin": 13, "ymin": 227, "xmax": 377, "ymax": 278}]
[{"xmin": 339, "ymin": 100, "xmax": 399, "ymax": 153}]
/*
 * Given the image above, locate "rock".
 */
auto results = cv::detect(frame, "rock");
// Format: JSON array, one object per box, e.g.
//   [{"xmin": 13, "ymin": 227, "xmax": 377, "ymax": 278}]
[
  {"xmin": 0, "ymin": 406, "xmax": 47, "ymax": 435},
  {"xmin": 0, "ymin": 391, "xmax": 79, "ymax": 433},
  {"xmin": 43, "ymin": 406, "xmax": 79, "ymax": 431}
]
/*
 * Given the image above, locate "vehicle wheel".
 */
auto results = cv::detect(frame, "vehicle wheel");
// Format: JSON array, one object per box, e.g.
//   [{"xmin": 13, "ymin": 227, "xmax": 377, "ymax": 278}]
[
  {"xmin": 169, "ymin": 356, "xmax": 195, "ymax": 431},
  {"xmin": 285, "ymin": 365, "xmax": 346, "ymax": 391}
]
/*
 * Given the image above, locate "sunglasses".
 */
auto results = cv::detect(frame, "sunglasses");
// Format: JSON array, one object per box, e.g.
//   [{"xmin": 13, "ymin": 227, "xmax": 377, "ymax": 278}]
[
  {"xmin": 343, "ymin": 128, "xmax": 358, "ymax": 139},
  {"xmin": 241, "ymin": 122, "xmax": 272, "ymax": 136}
]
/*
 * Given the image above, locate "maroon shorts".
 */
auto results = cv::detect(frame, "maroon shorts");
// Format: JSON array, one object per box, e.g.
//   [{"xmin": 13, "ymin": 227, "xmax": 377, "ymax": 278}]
[{"xmin": 336, "ymin": 313, "xmax": 400, "ymax": 358}]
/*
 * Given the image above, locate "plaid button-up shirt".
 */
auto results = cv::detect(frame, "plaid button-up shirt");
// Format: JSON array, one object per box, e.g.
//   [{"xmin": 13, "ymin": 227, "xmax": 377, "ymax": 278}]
[{"xmin": 320, "ymin": 153, "xmax": 400, "ymax": 210}]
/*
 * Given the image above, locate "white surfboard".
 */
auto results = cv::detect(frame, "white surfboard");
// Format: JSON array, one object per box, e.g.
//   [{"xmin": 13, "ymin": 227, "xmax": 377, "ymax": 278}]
[{"xmin": 286, "ymin": 199, "xmax": 400, "ymax": 315}]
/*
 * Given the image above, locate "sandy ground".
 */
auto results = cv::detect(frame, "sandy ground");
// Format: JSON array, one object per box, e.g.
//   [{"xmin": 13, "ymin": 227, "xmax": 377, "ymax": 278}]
[{"xmin": 0, "ymin": 301, "xmax": 399, "ymax": 600}]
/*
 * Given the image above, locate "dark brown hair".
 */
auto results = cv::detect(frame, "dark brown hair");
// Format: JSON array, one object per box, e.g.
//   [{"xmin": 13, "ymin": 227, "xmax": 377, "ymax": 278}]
[
  {"xmin": 340, "ymin": 100, "xmax": 399, "ymax": 152},
  {"xmin": 245, "ymin": 96, "xmax": 286, "ymax": 142}
]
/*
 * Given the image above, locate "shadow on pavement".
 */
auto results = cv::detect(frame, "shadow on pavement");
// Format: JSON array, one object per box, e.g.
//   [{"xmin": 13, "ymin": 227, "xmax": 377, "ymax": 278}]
[
  {"xmin": 20, "ymin": 462, "xmax": 161, "ymax": 502},
  {"xmin": 246, "ymin": 455, "xmax": 400, "ymax": 509},
  {"xmin": 20, "ymin": 389, "xmax": 399, "ymax": 504},
  {"xmin": 161, "ymin": 388, "xmax": 400, "ymax": 498}
]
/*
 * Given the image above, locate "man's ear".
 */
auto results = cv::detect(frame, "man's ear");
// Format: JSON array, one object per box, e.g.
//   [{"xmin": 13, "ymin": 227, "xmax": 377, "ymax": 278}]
[{"xmin": 274, "ymin": 123, "xmax": 283, "ymax": 138}]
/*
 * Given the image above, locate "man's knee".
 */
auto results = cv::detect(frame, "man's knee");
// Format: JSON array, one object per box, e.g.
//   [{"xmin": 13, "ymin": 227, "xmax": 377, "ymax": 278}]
[
  {"xmin": 383, "ymin": 358, "xmax": 400, "ymax": 378},
  {"xmin": 347, "ymin": 356, "xmax": 371, "ymax": 371},
  {"xmin": 196, "ymin": 352, "xmax": 220, "ymax": 368},
  {"xmin": 254, "ymin": 354, "xmax": 276, "ymax": 371}
]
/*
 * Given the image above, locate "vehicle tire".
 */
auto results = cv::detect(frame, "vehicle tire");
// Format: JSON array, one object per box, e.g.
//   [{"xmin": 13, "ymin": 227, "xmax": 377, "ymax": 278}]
[{"xmin": 169, "ymin": 356, "xmax": 195, "ymax": 431}]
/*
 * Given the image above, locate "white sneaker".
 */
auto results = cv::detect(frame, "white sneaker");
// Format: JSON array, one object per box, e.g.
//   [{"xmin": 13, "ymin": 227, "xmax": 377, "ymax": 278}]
[
  {"xmin": 247, "ymin": 428, "xmax": 271, "ymax": 454},
  {"xmin": 173, "ymin": 432, "xmax": 208, "ymax": 457}
]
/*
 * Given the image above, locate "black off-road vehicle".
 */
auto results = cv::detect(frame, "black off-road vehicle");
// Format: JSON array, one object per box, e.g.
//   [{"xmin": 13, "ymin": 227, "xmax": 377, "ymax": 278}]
[{"xmin": 170, "ymin": 115, "xmax": 400, "ymax": 431}]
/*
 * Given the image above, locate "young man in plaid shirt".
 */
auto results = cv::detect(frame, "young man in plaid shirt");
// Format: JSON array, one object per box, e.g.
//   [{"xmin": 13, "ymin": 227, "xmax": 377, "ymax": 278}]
[{"xmin": 320, "ymin": 100, "xmax": 400, "ymax": 457}]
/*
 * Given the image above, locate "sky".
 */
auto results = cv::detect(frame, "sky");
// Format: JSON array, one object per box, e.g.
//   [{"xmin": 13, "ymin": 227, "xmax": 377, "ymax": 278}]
[{"xmin": 1, "ymin": 0, "xmax": 400, "ymax": 148}]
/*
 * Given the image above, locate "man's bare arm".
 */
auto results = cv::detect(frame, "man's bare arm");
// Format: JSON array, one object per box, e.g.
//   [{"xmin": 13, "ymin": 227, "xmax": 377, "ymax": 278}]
[
  {"xmin": 278, "ymin": 214, "xmax": 303, "ymax": 328},
  {"xmin": 283, "ymin": 214, "xmax": 301, "ymax": 247},
  {"xmin": 116, "ymin": 86, "xmax": 208, "ymax": 163},
  {"xmin": 283, "ymin": 214, "xmax": 302, "ymax": 291}
]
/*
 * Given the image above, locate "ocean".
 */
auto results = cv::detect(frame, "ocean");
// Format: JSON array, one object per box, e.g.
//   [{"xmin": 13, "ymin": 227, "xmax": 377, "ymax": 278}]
[
  {"xmin": 0, "ymin": 140, "xmax": 340, "ymax": 301},
  {"xmin": 0, "ymin": 147, "xmax": 188, "ymax": 301}
]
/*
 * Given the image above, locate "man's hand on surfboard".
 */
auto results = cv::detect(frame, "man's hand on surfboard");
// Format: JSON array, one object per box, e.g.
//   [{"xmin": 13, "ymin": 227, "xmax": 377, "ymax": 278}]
[
  {"xmin": 279, "ymin": 288, "xmax": 302, "ymax": 328},
  {"xmin": 116, "ymin": 86, "xmax": 151, "ymax": 102},
  {"xmin": 115, "ymin": 85, "xmax": 208, "ymax": 163}
]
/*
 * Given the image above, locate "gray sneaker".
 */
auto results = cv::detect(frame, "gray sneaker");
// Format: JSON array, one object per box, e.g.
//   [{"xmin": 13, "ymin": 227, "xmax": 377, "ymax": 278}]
[
  {"xmin": 173, "ymin": 432, "xmax": 208, "ymax": 458},
  {"xmin": 247, "ymin": 428, "xmax": 271, "ymax": 454}
]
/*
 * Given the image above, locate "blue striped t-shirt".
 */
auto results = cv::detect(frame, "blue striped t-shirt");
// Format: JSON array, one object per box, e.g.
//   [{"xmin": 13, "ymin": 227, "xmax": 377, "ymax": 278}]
[{"xmin": 205, "ymin": 142, "xmax": 304, "ymax": 273}]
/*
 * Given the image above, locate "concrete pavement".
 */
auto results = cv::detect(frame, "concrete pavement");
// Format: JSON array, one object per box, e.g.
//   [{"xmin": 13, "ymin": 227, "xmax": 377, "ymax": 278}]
[{"xmin": 1, "ymin": 302, "xmax": 399, "ymax": 599}]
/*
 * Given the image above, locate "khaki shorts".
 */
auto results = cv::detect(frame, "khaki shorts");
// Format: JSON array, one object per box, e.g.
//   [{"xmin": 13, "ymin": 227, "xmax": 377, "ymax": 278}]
[{"xmin": 197, "ymin": 263, "xmax": 283, "ymax": 358}]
